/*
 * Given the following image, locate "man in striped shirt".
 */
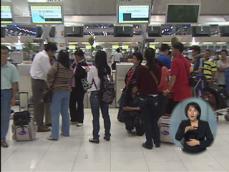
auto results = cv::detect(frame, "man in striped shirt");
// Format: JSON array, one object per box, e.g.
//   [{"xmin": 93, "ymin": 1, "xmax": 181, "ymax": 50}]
[{"xmin": 202, "ymin": 49, "xmax": 217, "ymax": 83}]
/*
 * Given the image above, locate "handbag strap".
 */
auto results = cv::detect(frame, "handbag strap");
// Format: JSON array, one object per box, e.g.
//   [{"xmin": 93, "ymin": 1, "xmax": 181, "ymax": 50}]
[
  {"xmin": 92, "ymin": 78, "xmax": 98, "ymax": 90},
  {"xmin": 149, "ymin": 70, "xmax": 159, "ymax": 86},
  {"xmin": 50, "ymin": 63, "xmax": 59, "ymax": 89}
]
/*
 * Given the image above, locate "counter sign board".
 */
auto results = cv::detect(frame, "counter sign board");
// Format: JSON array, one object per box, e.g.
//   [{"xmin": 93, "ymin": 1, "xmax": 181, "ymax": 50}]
[
  {"xmin": 30, "ymin": 5, "xmax": 63, "ymax": 24},
  {"xmin": 117, "ymin": 0, "xmax": 151, "ymax": 24},
  {"xmin": 1, "ymin": 5, "xmax": 13, "ymax": 24}
]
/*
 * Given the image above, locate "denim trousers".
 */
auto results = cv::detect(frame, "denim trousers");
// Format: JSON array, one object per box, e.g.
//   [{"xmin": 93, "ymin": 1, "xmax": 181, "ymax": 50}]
[
  {"xmin": 140, "ymin": 95, "xmax": 161, "ymax": 146},
  {"xmin": 225, "ymin": 69, "xmax": 229, "ymax": 94},
  {"xmin": 90, "ymin": 91, "xmax": 111, "ymax": 139},
  {"xmin": 50, "ymin": 90, "xmax": 70, "ymax": 140},
  {"xmin": 1, "ymin": 89, "xmax": 12, "ymax": 141}
]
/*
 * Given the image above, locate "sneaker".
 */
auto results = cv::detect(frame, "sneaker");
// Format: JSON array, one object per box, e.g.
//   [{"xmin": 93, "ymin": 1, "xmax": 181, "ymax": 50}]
[
  {"xmin": 61, "ymin": 133, "xmax": 70, "ymax": 137},
  {"xmin": 155, "ymin": 143, "xmax": 160, "ymax": 148},
  {"xmin": 104, "ymin": 136, "xmax": 110, "ymax": 141},
  {"xmin": 47, "ymin": 136, "xmax": 58, "ymax": 141},
  {"xmin": 76, "ymin": 123, "xmax": 83, "ymax": 127},
  {"xmin": 142, "ymin": 143, "xmax": 153, "ymax": 150},
  {"xmin": 71, "ymin": 121, "xmax": 77, "ymax": 125},
  {"xmin": 1, "ymin": 140, "xmax": 9, "ymax": 148},
  {"xmin": 89, "ymin": 138, "xmax": 99, "ymax": 144},
  {"xmin": 45, "ymin": 123, "xmax": 52, "ymax": 127},
  {"xmin": 37, "ymin": 126, "xmax": 50, "ymax": 132}
]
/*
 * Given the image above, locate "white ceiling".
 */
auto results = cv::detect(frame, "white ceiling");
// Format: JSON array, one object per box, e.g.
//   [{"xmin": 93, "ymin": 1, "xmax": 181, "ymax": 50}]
[{"xmin": 2, "ymin": 0, "xmax": 229, "ymax": 24}]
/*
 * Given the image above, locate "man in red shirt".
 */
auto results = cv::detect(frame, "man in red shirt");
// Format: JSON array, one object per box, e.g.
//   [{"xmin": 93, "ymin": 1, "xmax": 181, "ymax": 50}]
[{"xmin": 167, "ymin": 42, "xmax": 192, "ymax": 109}]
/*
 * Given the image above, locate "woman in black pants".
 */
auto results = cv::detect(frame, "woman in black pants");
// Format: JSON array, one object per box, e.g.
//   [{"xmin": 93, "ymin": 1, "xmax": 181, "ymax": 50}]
[
  {"xmin": 136, "ymin": 48, "xmax": 162, "ymax": 149},
  {"xmin": 69, "ymin": 49, "xmax": 88, "ymax": 127}
]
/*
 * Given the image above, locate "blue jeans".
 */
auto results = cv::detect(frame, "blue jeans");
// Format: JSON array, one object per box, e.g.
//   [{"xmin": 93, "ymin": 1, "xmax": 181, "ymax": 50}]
[
  {"xmin": 1, "ymin": 89, "xmax": 12, "ymax": 141},
  {"xmin": 50, "ymin": 90, "xmax": 70, "ymax": 140},
  {"xmin": 90, "ymin": 91, "xmax": 111, "ymax": 139},
  {"xmin": 225, "ymin": 69, "xmax": 229, "ymax": 95}
]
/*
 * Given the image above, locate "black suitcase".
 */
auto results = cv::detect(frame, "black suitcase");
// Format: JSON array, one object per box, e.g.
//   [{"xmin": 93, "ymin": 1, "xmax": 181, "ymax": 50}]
[{"xmin": 203, "ymin": 85, "xmax": 228, "ymax": 109}]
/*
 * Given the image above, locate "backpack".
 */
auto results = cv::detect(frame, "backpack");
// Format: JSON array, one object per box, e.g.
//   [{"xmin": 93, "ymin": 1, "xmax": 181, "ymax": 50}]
[{"xmin": 101, "ymin": 75, "xmax": 115, "ymax": 104}]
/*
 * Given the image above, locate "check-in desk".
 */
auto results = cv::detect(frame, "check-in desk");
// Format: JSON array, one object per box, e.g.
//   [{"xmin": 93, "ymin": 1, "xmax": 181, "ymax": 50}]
[{"xmin": 115, "ymin": 63, "xmax": 132, "ymax": 107}]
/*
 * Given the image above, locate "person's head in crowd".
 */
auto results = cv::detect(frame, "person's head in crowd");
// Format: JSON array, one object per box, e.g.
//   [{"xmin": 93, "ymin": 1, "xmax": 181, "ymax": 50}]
[
  {"xmin": 171, "ymin": 37, "xmax": 179, "ymax": 47},
  {"xmin": 57, "ymin": 50, "xmax": 70, "ymax": 69},
  {"xmin": 144, "ymin": 47, "xmax": 156, "ymax": 71},
  {"xmin": 1, "ymin": 45, "xmax": 9, "ymax": 65},
  {"xmin": 185, "ymin": 102, "xmax": 201, "ymax": 122},
  {"xmin": 74, "ymin": 48, "xmax": 85, "ymax": 63},
  {"xmin": 191, "ymin": 45, "xmax": 201, "ymax": 57},
  {"xmin": 95, "ymin": 50, "xmax": 110, "ymax": 79},
  {"xmin": 44, "ymin": 42, "xmax": 58, "ymax": 58},
  {"xmin": 221, "ymin": 49, "xmax": 228, "ymax": 59},
  {"xmin": 132, "ymin": 52, "xmax": 143, "ymax": 66},
  {"xmin": 204, "ymin": 49, "xmax": 211, "ymax": 60},
  {"xmin": 172, "ymin": 42, "xmax": 184, "ymax": 57},
  {"xmin": 116, "ymin": 48, "xmax": 121, "ymax": 53},
  {"xmin": 160, "ymin": 44, "xmax": 170, "ymax": 55}
]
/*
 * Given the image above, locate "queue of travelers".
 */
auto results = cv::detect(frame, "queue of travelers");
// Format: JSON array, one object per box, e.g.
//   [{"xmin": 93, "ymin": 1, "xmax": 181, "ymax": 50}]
[{"xmin": 1, "ymin": 41, "xmax": 228, "ymax": 151}]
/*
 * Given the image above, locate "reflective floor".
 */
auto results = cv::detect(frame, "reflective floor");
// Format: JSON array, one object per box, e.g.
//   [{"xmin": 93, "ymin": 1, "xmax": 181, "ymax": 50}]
[{"xmin": 1, "ymin": 108, "xmax": 229, "ymax": 172}]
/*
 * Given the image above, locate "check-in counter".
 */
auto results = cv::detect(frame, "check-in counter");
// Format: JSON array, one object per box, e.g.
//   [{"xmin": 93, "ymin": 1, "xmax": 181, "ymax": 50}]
[{"xmin": 115, "ymin": 63, "xmax": 133, "ymax": 107}]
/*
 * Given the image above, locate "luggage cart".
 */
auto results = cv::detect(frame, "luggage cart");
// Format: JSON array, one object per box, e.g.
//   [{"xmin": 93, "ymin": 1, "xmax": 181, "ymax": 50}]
[{"xmin": 193, "ymin": 74, "xmax": 229, "ymax": 121}]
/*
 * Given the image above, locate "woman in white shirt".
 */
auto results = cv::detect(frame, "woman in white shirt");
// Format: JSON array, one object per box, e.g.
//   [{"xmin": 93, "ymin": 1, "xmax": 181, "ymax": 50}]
[{"xmin": 87, "ymin": 50, "xmax": 111, "ymax": 143}]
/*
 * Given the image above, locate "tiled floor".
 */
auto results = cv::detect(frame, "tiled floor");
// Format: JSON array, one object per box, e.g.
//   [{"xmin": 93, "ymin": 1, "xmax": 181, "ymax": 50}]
[{"xmin": 1, "ymin": 108, "xmax": 229, "ymax": 172}]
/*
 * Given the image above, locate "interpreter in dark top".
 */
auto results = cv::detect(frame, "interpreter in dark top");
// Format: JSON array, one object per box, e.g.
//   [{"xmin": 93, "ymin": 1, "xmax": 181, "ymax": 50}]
[{"xmin": 175, "ymin": 102, "xmax": 214, "ymax": 153}]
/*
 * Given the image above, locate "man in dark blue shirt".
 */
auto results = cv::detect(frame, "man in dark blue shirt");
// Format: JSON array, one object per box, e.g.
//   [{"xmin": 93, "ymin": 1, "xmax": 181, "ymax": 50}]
[{"xmin": 157, "ymin": 44, "xmax": 171, "ymax": 69}]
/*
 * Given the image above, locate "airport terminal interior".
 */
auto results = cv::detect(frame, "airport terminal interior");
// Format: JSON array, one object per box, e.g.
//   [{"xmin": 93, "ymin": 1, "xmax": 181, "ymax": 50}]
[{"xmin": 1, "ymin": 0, "xmax": 229, "ymax": 171}]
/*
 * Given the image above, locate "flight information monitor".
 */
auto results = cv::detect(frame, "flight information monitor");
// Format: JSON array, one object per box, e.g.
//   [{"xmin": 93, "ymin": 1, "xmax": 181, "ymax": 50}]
[
  {"xmin": 1, "ymin": 5, "xmax": 13, "ymax": 24},
  {"xmin": 166, "ymin": 4, "xmax": 200, "ymax": 23},
  {"xmin": 30, "ymin": 5, "xmax": 63, "ymax": 24},
  {"xmin": 118, "ymin": 5, "xmax": 150, "ymax": 24}
]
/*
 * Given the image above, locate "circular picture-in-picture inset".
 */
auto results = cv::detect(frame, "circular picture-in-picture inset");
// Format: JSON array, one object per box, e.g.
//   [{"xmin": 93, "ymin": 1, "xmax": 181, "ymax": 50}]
[{"xmin": 170, "ymin": 98, "xmax": 217, "ymax": 154}]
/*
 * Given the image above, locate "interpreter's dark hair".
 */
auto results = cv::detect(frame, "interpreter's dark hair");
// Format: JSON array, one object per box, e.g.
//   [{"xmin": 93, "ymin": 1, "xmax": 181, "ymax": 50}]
[
  {"xmin": 172, "ymin": 42, "xmax": 184, "ymax": 53},
  {"xmin": 44, "ymin": 42, "xmax": 57, "ymax": 52},
  {"xmin": 144, "ymin": 48, "xmax": 156, "ymax": 71},
  {"xmin": 57, "ymin": 50, "xmax": 70, "ymax": 69},
  {"xmin": 132, "ymin": 52, "xmax": 143, "ymax": 64},
  {"xmin": 1, "ymin": 45, "xmax": 9, "ymax": 51},
  {"xmin": 116, "ymin": 48, "xmax": 120, "ymax": 53},
  {"xmin": 95, "ymin": 50, "xmax": 111, "ymax": 81},
  {"xmin": 74, "ymin": 48, "xmax": 84, "ymax": 57},
  {"xmin": 221, "ymin": 49, "xmax": 228, "ymax": 56},
  {"xmin": 191, "ymin": 45, "xmax": 201, "ymax": 54},
  {"xmin": 160, "ymin": 44, "xmax": 170, "ymax": 52},
  {"xmin": 185, "ymin": 102, "xmax": 201, "ymax": 120}
]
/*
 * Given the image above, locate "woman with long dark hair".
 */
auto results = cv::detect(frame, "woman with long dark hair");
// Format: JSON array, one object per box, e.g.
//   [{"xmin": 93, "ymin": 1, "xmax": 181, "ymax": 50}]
[
  {"xmin": 136, "ymin": 48, "xmax": 162, "ymax": 149},
  {"xmin": 47, "ymin": 50, "xmax": 73, "ymax": 140},
  {"xmin": 69, "ymin": 49, "xmax": 88, "ymax": 127},
  {"xmin": 87, "ymin": 50, "xmax": 111, "ymax": 143}
]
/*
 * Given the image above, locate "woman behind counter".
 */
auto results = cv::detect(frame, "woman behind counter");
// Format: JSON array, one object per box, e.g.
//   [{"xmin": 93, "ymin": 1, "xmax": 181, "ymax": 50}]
[{"xmin": 175, "ymin": 102, "xmax": 214, "ymax": 153}]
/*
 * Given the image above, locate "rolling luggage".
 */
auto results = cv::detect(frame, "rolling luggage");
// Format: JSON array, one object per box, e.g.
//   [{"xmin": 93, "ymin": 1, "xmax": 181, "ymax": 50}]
[
  {"xmin": 12, "ymin": 92, "xmax": 37, "ymax": 141},
  {"xmin": 158, "ymin": 116, "xmax": 173, "ymax": 144}
]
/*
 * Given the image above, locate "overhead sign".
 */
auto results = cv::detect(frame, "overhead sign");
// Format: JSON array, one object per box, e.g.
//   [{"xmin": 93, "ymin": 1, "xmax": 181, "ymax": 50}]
[
  {"xmin": 30, "ymin": 5, "xmax": 63, "ymax": 24},
  {"xmin": 1, "ymin": 5, "xmax": 13, "ymax": 24},
  {"xmin": 118, "ymin": 5, "xmax": 150, "ymax": 24}
]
